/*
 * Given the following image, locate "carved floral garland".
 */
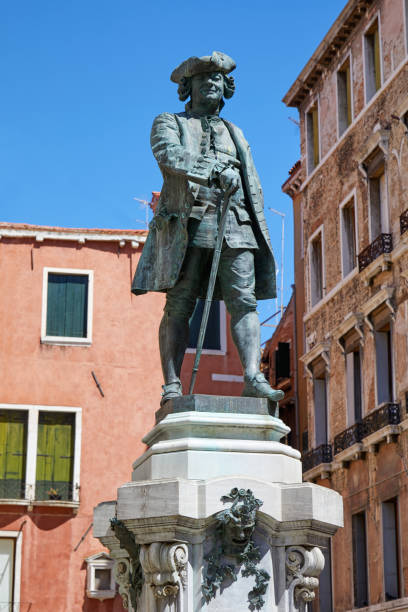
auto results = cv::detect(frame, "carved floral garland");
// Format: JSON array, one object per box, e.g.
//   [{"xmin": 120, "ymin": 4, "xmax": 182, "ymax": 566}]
[{"xmin": 202, "ymin": 487, "xmax": 270, "ymax": 610}]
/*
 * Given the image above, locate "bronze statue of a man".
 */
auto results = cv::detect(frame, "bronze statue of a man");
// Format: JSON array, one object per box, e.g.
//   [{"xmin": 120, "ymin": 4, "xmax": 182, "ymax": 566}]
[{"xmin": 132, "ymin": 51, "xmax": 284, "ymax": 405}]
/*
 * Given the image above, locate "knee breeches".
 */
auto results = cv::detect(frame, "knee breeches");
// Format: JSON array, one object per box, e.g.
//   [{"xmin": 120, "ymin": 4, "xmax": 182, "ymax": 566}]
[{"xmin": 164, "ymin": 245, "xmax": 257, "ymax": 319}]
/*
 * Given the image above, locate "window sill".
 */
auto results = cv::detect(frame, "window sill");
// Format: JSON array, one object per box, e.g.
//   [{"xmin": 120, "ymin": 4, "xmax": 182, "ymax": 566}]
[
  {"xmin": 302, "ymin": 462, "xmax": 333, "ymax": 483},
  {"xmin": 0, "ymin": 498, "xmax": 80, "ymax": 512},
  {"xmin": 345, "ymin": 596, "xmax": 408, "ymax": 611},
  {"xmin": 332, "ymin": 441, "xmax": 365, "ymax": 469},
  {"xmin": 360, "ymin": 252, "xmax": 392, "ymax": 286},
  {"xmin": 41, "ymin": 336, "xmax": 92, "ymax": 347}
]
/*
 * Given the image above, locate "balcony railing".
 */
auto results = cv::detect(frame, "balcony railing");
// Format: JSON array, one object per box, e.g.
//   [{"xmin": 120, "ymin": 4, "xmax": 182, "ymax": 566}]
[
  {"xmin": 401, "ymin": 209, "xmax": 408, "ymax": 235},
  {"xmin": 334, "ymin": 422, "xmax": 363, "ymax": 454},
  {"xmin": 358, "ymin": 233, "xmax": 393, "ymax": 271},
  {"xmin": 334, "ymin": 403, "xmax": 401, "ymax": 455},
  {"xmin": 0, "ymin": 479, "xmax": 26, "ymax": 499},
  {"xmin": 360, "ymin": 402, "xmax": 400, "ymax": 437},
  {"xmin": 302, "ymin": 443, "xmax": 333, "ymax": 472}
]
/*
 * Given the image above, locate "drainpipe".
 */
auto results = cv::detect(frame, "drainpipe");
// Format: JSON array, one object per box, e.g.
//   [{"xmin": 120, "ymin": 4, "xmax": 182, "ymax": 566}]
[{"xmin": 292, "ymin": 283, "xmax": 300, "ymax": 452}]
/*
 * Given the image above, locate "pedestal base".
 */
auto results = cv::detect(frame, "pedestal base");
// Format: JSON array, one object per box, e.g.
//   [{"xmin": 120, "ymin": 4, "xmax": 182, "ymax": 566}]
[{"xmin": 94, "ymin": 396, "xmax": 343, "ymax": 611}]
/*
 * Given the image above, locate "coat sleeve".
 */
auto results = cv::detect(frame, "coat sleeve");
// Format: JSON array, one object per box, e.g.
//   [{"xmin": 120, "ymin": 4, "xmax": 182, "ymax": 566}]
[{"xmin": 150, "ymin": 113, "xmax": 227, "ymax": 186}]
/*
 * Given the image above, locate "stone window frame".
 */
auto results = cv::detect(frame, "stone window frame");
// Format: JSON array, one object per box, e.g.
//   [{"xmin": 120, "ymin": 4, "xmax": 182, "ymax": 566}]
[
  {"xmin": 363, "ymin": 10, "xmax": 383, "ymax": 105},
  {"xmin": 41, "ymin": 266, "xmax": 94, "ymax": 347},
  {"xmin": 358, "ymin": 135, "xmax": 390, "ymax": 243},
  {"xmin": 336, "ymin": 50, "xmax": 354, "ymax": 139},
  {"xmin": 85, "ymin": 552, "xmax": 116, "ymax": 601},
  {"xmin": 380, "ymin": 497, "xmax": 401, "ymax": 602},
  {"xmin": 0, "ymin": 403, "xmax": 82, "ymax": 508},
  {"xmin": 307, "ymin": 224, "xmax": 325, "ymax": 310},
  {"xmin": 305, "ymin": 96, "xmax": 321, "ymax": 175},
  {"xmin": 333, "ymin": 313, "xmax": 365, "ymax": 424},
  {"xmin": 339, "ymin": 188, "xmax": 359, "ymax": 279},
  {"xmin": 361, "ymin": 287, "xmax": 396, "ymax": 408},
  {"xmin": 301, "ymin": 340, "xmax": 331, "ymax": 449}
]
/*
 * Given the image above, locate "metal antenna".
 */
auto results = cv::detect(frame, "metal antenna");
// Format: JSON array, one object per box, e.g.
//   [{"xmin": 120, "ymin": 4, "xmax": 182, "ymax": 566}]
[
  {"xmin": 268, "ymin": 208, "xmax": 285, "ymax": 320},
  {"xmin": 133, "ymin": 197, "xmax": 150, "ymax": 229}
]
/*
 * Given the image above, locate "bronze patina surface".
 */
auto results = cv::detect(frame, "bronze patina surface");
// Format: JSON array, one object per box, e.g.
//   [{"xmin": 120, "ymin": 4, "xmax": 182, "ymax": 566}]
[{"xmin": 132, "ymin": 51, "xmax": 284, "ymax": 405}]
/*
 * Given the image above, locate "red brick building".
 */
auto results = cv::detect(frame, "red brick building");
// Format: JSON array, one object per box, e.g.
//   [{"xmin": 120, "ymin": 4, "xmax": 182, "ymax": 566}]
[{"xmin": 283, "ymin": 0, "xmax": 408, "ymax": 610}]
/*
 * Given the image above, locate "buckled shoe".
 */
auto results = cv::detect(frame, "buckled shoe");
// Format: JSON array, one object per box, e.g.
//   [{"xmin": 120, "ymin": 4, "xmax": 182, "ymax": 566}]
[{"xmin": 242, "ymin": 372, "xmax": 285, "ymax": 401}]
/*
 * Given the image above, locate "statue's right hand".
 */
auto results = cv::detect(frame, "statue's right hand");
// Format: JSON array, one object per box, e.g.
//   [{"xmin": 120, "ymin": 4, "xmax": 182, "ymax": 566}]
[{"xmin": 219, "ymin": 167, "xmax": 239, "ymax": 195}]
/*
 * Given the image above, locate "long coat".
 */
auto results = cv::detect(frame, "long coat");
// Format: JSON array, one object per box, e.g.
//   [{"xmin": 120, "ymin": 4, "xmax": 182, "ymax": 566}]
[{"xmin": 131, "ymin": 112, "xmax": 276, "ymax": 301}]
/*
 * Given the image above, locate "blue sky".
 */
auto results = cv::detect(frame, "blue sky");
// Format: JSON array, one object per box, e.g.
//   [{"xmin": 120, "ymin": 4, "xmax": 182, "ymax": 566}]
[{"xmin": 1, "ymin": 0, "xmax": 346, "ymax": 339}]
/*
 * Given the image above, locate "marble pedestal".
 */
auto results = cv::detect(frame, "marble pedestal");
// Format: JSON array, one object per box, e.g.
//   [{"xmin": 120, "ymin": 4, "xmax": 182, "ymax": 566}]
[{"xmin": 94, "ymin": 395, "xmax": 343, "ymax": 611}]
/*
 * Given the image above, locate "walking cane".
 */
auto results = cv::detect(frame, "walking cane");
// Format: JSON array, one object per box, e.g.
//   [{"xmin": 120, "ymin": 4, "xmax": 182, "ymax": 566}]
[{"xmin": 189, "ymin": 182, "xmax": 236, "ymax": 395}]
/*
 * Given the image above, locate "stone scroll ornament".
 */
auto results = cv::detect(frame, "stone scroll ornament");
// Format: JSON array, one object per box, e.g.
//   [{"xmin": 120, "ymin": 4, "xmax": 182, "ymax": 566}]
[
  {"xmin": 140, "ymin": 542, "xmax": 188, "ymax": 602},
  {"xmin": 202, "ymin": 488, "xmax": 270, "ymax": 610},
  {"xmin": 110, "ymin": 518, "xmax": 144, "ymax": 610},
  {"xmin": 285, "ymin": 545, "xmax": 325, "ymax": 611}
]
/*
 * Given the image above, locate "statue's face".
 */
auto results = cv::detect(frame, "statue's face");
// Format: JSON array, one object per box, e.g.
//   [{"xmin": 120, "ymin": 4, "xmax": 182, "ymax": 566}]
[
  {"xmin": 223, "ymin": 520, "xmax": 255, "ymax": 556},
  {"xmin": 191, "ymin": 71, "xmax": 224, "ymax": 108}
]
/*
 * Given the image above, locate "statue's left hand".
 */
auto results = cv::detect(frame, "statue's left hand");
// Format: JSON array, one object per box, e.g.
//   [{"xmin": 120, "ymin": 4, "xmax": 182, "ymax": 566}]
[{"xmin": 219, "ymin": 167, "xmax": 239, "ymax": 195}]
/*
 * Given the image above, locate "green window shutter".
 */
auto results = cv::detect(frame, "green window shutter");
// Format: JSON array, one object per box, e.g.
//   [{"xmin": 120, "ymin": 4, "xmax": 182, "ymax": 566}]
[
  {"xmin": 188, "ymin": 300, "xmax": 221, "ymax": 351},
  {"xmin": 36, "ymin": 412, "xmax": 75, "ymax": 500},
  {"xmin": 46, "ymin": 274, "xmax": 88, "ymax": 338},
  {"xmin": 0, "ymin": 410, "xmax": 27, "ymax": 499}
]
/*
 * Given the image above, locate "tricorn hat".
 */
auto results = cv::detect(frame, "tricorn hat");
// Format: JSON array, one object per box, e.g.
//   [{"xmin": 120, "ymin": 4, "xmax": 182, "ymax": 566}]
[{"xmin": 170, "ymin": 51, "xmax": 236, "ymax": 83}]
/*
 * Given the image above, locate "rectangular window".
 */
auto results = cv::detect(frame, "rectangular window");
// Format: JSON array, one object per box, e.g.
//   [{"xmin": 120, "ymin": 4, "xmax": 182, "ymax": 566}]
[
  {"xmin": 341, "ymin": 198, "xmax": 357, "ymax": 276},
  {"xmin": 0, "ymin": 409, "xmax": 27, "ymax": 499},
  {"xmin": 306, "ymin": 103, "xmax": 320, "ymax": 173},
  {"xmin": 36, "ymin": 411, "xmax": 75, "ymax": 501},
  {"xmin": 187, "ymin": 300, "xmax": 226, "ymax": 354},
  {"xmin": 382, "ymin": 499, "xmax": 400, "ymax": 601},
  {"xmin": 364, "ymin": 18, "xmax": 382, "ymax": 102},
  {"xmin": 318, "ymin": 542, "xmax": 333, "ymax": 612},
  {"xmin": 310, "ymin": 232, "xmax": 323, "ymax": 306},
  {"xmin": 369, "ymin": 170, "xmax": 386, "ymax": 240},
  {"xmin": 0, "ymin": 404, "xmax": 81, "ymax": 505},
  {"xmin": 42, "ymin": 268, "xmax": 93, "ymax": 345},
  {"xmin": 314, "ymin": 374, "xmax": 328, "ymax": 446},
  {"xmin": 337, "ymin": 57, "xmax": 352, "ymax": 136},
  {"xmin": 352, "ymin": 511, "xmax": 369, "ymax": 608},
  {"xmin": 0, "ymin": 538, "xmax": 15, "ymax": 607},
  {"xmin": 275, "ymin": 342, "xmax": 290, "ymax": 383},
  {"xmin": 375, "ymin": 325, "xmax": 393, "ymax": 405},
  {"xmin": 188, "ymin": 300, "xmax": 221, "ymax": 351},
  {"xmin": 346, "ymin": 350, "xmax": 362, "ymax": 425}
]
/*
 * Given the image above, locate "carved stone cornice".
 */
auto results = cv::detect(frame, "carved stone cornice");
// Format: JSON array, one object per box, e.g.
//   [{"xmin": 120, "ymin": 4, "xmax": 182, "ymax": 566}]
[{"xmin": 286, "ymin": 545, "xmax": 325, "ymax": 611}]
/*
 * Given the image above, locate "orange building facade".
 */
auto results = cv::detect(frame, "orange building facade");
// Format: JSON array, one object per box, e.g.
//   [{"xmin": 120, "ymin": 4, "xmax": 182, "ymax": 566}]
[{"xmin": 0, "ymin": 221, "xmax": 245, "ymax": 611}]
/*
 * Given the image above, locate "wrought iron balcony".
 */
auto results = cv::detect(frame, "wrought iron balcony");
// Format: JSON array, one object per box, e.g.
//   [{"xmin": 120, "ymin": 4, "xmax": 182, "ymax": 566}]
[
  {"xmin": 334, "ymin": 422, "xmax": 364, "ymax": 455},
  {"xmin": 334, "ymin": 403, "xmax": 401, "ymax": 455},
  {"xmin": 358, "ymin": 233, "xmax": 393, "ymax": 271},
  {"xmin": 401, "ymin": 209, "xmax": 408, "ymax": 235},
  {"xmin": 302, "ymin": 443, "xmax": 333, "ymax": 472},
  {"xmin": 360, "ymin": 402, "xmax": 400, "ymax": 438}
]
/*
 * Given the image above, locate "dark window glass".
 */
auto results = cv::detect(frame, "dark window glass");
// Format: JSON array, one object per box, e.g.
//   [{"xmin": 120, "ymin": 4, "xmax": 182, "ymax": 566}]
[
  {"xmin": 46, "ymin": 274, "xmax": 88, "ymax": 338},
  {"xmin": 188, "ymin": 300, "xmax": 221, "ymax": 351},
  {"xmin": 94, "ymin": 568, "xmax": 111, "ymax": 591},
  {"xmin": 375, "ymin": 328, "xmax": 392, "ymax": 404},
  {"xmin": 352, "ymin": 512, "xmax": 368, "ymax": 608},
  {"xmin": 319, "ymin": 542, "xmax": 333, "ymax": 612},
  {"xmin": 314, "ymin": 375, "xmax": 328, "ymax": 446},
  {"xmin": 275, "ymin": 342, "xmax": 290, "ymax": 382},
  {"xmin": 382, "ymin": 499, "xmax": 399, "ymax": 601}
]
